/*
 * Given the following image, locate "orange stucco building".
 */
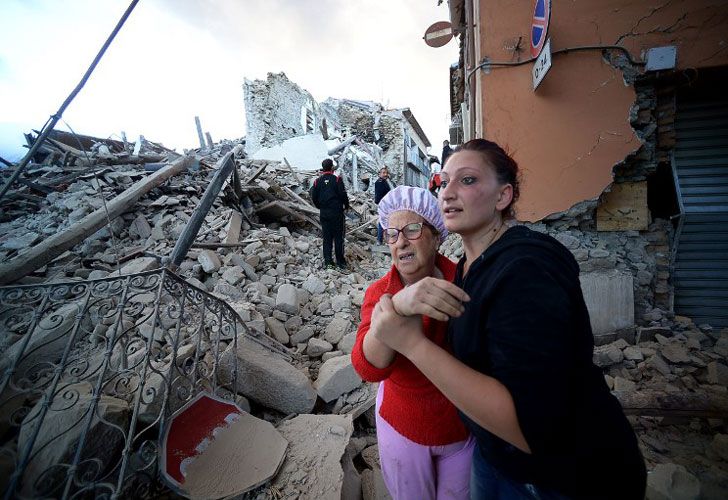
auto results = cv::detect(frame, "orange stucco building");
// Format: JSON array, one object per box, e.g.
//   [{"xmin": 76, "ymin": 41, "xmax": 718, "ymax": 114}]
[{"xmin": 445, "ymin": 0, "xmax": 728, "ymax": 327}]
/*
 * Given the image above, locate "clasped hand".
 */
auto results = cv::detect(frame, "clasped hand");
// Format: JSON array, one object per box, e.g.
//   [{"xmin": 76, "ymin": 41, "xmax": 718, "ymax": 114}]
[{"xmin": 370, "ymin": 294, "xmax": 423, "ymax": 356}]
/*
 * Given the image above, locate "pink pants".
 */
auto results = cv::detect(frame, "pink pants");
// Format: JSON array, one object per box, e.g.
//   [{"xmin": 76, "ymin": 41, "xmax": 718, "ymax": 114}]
[{"xmin": 376, "ymin": 383, "xmax": 474, "ymax": 500}]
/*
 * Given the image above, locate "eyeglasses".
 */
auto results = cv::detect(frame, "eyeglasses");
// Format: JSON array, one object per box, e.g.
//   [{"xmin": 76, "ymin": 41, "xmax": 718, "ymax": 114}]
[{"xmin": 384, "ymin": 222, "xmax": 432, "ymax": 244}]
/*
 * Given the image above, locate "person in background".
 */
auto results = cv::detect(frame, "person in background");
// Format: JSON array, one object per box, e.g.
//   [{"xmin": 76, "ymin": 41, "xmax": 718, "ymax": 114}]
[
  {"xmin": 310, "ymin": 158, "xmax": 350, "ymax": 269},
  {"xmin": 352, "ymin": 185, "xmax": 474, "ymax": 499},
  {"xmin": 441, "ymin": 139, "xmax": 454, "ymax": 167},
  {"xmin": 371, "ymin": 139, "xmax": 646, "ymax": 499},
  {"xmin": 374, "ymin": 166, "xmax": 392, "ymax": 245}
]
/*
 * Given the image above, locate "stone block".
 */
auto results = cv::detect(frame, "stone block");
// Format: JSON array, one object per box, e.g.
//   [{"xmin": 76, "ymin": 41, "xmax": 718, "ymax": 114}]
[
  {"xmin": 276, "ymin": 283, "xmax": 299, "ymax": 314},
  {"xmin": 198, "ymin": 250, "xmax": 222, "ymax": 273},
  {"xmin": 324, "ymin": 317, "xmax": 351, "ymax": 345},
  {"xmin": 315, "ymin": 355, "xmax": 361, "ymax": 403},
  {"xmin": 218, "ymin": 336, "xmax": 317, "ymax": 414},
  {"xmin": 579, "ymin": 271, "xmax": 634, "ymax": 336}
]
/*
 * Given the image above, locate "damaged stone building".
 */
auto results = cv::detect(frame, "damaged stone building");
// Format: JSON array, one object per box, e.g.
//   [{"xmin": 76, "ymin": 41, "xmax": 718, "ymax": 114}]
[
  {"xmin": 244, "ymin": 72, "xmax": 433, "ymax": 189},
  {"xmin": 445, "ymin": 0, "xmax": 728, "ymax": 332}
]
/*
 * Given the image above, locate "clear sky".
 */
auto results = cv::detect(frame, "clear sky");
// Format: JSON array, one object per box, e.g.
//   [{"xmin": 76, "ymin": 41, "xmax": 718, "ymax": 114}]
[{"xmin": 0, "ymin": 0, "xmax": 458, "ymax": 162}]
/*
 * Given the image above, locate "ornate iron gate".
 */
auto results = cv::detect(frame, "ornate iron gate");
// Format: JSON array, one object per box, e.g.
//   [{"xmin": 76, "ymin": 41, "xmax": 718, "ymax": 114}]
[{"xmin": 0, "ymin": 269, "xmax": 282, "ymax": 499}]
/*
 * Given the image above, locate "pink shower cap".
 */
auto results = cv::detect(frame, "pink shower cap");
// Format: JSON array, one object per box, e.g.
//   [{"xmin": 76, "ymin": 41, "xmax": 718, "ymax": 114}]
[{"xmin": 378, "ymin": 186, "xmax": 448, "ymax": 243}]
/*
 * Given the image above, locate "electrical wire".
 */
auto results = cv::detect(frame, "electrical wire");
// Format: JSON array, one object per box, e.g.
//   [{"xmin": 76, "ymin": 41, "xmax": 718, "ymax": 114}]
[{"xmin": 466, "ymin": 44, "xmax": 646, "ymax": 82}]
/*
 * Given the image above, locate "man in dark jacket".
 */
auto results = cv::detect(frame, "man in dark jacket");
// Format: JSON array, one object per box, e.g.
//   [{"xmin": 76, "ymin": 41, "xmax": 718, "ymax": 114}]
[
  {"xmin": 310, "ymin": 158, "xmax": 350, "ymax": 269},
  {"xmin": 373, "ymin": 166, "xmax": 392, "ymax": 244},
  {"xmin": 441, "ymin": 140, "xmax": 454, "ymax": 166}
]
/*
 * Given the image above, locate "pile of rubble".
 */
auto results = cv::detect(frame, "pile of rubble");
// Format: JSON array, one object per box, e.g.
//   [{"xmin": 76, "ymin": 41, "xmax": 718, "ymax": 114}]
[
  {"xmin": 1, "ymin": 127, "xmax": 727, "ymax": 499},
  {"xmin": 0, "ymin": 132, "xmax": 392, "ymax": 498}
]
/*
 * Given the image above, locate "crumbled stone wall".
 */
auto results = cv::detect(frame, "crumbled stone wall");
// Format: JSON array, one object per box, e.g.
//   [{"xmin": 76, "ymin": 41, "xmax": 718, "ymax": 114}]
[
  {"xmin": 244, "ymin": 72, "xmax": 321, "ymax": 155},
  {"xmin": 378, "ymin": 115, "xmax": 404, "ymax": 183},
  {"xmin": 335, "ymin": 103, "xmax": 377, "ymax": 143}
]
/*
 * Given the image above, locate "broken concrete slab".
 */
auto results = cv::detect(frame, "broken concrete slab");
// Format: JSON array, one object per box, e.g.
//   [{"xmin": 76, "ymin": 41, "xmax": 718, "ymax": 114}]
[
  {"xmin": 218, "ymin": 336, "xmax": 316, "ymax": 414},
  {"xmin": 579, "ymin": 271, "xmax": 634, "ymax": 335},
  {"xmin": 198, "ymin": 250, "xmax": 222, "ymax": 273},
  {"xmin": 270, "ymin": 414, "xmax": 353, "ymax": 499}
]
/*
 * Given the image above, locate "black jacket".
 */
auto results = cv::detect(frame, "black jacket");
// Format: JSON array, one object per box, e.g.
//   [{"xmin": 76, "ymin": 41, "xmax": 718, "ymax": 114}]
[
  {"xmin": 374, "ymin": 177, "xmax": 391, "ymax": 205},
  {"xmin": 441, "ymin": 145, "xmax": 453, "ymax": 166},
  {"xmin": 310, "ymin": 171, "xmax": 349, "ymax": 213},
  {"xmin": 449, "ymin": 226, "xmax": 646, "ymax": 499}
]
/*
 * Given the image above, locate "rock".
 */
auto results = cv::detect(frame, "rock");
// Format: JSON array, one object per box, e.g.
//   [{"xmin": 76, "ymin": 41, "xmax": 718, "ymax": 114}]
[
  {"xmin": 302, "ymin": 275, "xmax": 327, "ymax": 295},
  {"xmin": 339, "ymin": 332, "xmax": 357, "ymax": 354},
  {"xmin": 260, "ymin": 274, "xmax": 277, "ymax": 287},
  {"xmin": 324, "ymin": 317, "xmax": 351, "ymax": 345},
  {"xmin": 555, "ymin": 233, "xmax": 580, "ymax": 249},
  {"xmin": 265, "ymin": 317, "xmax": 289, "ymax": 345},
  {"xmin": 119, "ymin": 256, "xmax": 158, "ymax": 275},
  {"xmin": 218, "ymin": 336, "xmax": 317, "ymax": 414},
  {"xmin": 649, "ymin": 354, "xmax": 672, "ymax": 376},
  {"xmin": 707, "ymin": 362, "xmax": 728, "ymax": 386},
  {"xmin": 708, "ymin": 434, "xmax": 728, "ymax": 462},
  {"xmin": 185, "ymin": 276, "xmax": 207, "ymax": 291},
  {"xmin": 623, "ymin": 346, "xmax": 644, "ymax": 362},
  {"xmin": 221, "ymin": 266, "xmax": 245, "ymax": 285},
  {"xmin": 198, "ymin": 250, "xmax": 222, "ymax": 273},
  {"xmin": 129, "ymin": 214, "xmax": 152, "ymax": 239},
  {"xmin": 361, "ymin": 445, "xmax": 380, "ymax": 469},
  {"xmin": 322, "ymin": 350, "xmax": 343, "ymax": 362},
  {"xmin": 307, "ymin": 337, "xmax": 333, "ymax": 357},
  {"xmin": 362, "ymin": 467, "xmax": 392, "ymax": 500},
  {"xmin": 315, "ymin": 355, "xmax": 361, "ymax": 403},
  {"xmin": 661, "ymin": 344, "xmax": 692, "ymax": 364},
  {"xmin": 331, "ymin": 294, "xmax": 351, "ymax": 312},
  {"xmin": 1, "ymin": 231, "xmax": 40, "ymax": 250},
  {"xmin": 276, "ymin": 283, "xmax": 299, "ymax": 314},
  {"xmin": 713, "ymin": 338, "xmax": 728, "ymax": 357},
  {"xmin": 17, "ymin": 382, "xmax": 129, "ymax": 496},
  {"xmin": 646, "ymin": 463, "xmax": 700, "ymax": 500},
  {"xmin": 593, "ymin": 344, "xmax": 624, "ymax": 367},
  {"xmin": 290, "ymin": 326, "xmax": 316, "ymax": 345},
  {"xmin": 213, "ymin": 281, "xmax": 244, "ymax": 301},
  {"xmin": 613, "ymin": 376, "xmax": 636, "ymax": 391}
]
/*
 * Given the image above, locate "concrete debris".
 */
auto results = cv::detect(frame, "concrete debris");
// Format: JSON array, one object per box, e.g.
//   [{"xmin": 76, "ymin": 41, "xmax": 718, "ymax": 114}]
[{"xmin": 267, "ymin": 414, "xmax": 353, "ymax": 499}]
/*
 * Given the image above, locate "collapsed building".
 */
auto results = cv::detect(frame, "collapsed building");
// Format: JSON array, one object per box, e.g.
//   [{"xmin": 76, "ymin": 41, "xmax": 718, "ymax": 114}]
[{"xmin": 244, "ymin": 72, "xmax": 433, "ymax": 190}]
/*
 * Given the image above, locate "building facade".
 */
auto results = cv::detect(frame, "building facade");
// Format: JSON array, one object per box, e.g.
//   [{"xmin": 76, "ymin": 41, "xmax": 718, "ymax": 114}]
[{"xmin": 445, "ymin": 0, "xmax": 728, "ymax": 328}]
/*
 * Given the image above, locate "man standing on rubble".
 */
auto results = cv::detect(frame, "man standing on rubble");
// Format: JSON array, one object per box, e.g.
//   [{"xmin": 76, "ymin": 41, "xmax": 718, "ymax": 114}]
[
  {"xmin": 374, "ymin": 166, "xmax": 392, "ymax": 245},
  {"xmin": 311, "ymin": 158, "xmax": 350, "ymax": 269},
  {"xmin": 441, "ymin": 139, "xmax": 454, "ymax": 166}
]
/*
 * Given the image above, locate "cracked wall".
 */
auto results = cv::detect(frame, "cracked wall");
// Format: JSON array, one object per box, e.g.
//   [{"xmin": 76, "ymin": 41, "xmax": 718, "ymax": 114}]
[{"xmin": 475, "ymin": 0, "xmax": 728, "ymax": 222}]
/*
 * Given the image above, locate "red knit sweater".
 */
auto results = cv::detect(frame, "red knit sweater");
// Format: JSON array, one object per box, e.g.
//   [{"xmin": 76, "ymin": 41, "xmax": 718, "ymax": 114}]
[{"xmin": 351, "ymin": 254, "xmax": 469, "ymax": 446}]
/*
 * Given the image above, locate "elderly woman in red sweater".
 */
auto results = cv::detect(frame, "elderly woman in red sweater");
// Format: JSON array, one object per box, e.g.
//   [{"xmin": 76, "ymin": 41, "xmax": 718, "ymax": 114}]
[{"xmin": 351, "ymin": 186, "xmax": 474, "ymax": 499}]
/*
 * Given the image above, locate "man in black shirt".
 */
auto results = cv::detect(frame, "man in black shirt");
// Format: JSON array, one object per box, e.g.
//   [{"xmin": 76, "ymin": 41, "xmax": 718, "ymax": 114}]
[
  {"xmin": 373, "ymin": 166, "xmax": 392, "ymax": 244},
  {"xmin": 441, "ymin": 140, "xmax": 454, "ymax": 166},
  {"xmin": 310, "ymin": 158, "xmax": 350, "ymax": 269}
]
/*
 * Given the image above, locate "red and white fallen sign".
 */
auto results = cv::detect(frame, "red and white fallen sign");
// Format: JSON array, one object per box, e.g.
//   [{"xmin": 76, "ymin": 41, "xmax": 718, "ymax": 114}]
[{"xmin": 160, "ymin": 392, "xmax": 288, "ymax": 499}]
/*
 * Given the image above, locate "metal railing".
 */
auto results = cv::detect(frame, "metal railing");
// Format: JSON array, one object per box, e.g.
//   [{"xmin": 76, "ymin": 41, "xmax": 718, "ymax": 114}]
[{"xmin": 0, "ymin": 268, "xmax": 282, "ymax": 499}]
